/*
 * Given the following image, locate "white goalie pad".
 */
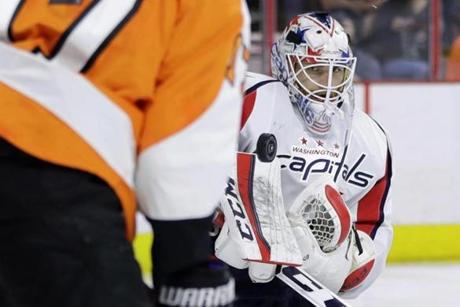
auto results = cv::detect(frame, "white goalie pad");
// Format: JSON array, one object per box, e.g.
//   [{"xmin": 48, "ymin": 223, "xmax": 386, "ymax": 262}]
[{"xmin": 215, "ymin": 152, "xmax": 302, "ymax": 267}]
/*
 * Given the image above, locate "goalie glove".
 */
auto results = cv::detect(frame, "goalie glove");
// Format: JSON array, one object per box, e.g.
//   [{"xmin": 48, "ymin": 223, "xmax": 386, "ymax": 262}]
[
  {"xmin": 287, "ymin": 177, "xmax": 377, "ymax": 293},
  {"xmin": 287, "ymin": 176, "xmax": 354, "ymax": 293},
  {"xmin": 340, "ymin": 227, "xmax": 376, "ymax": 293}
]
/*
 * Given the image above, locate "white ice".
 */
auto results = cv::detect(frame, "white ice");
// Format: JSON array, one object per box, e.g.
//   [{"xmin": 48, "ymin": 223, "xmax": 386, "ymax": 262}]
[{"xmin": 345, "ymin": 263, "xmax": 460, "ymax": 307}]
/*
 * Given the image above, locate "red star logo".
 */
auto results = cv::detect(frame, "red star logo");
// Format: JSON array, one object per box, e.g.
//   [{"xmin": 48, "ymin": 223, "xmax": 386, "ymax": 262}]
[
  {"xmin": 300, "ymin": 137, "xmax": 308, "ymax": 145},
  {"xmin": 316, "ymin": 140, "xmax": 324, "ymax": 147}
]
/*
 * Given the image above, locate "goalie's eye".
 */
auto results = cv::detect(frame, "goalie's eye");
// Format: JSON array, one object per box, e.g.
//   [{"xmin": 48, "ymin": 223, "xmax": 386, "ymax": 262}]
[
  {"xmin": 333, "ymin": 67, "xmax": 345, "ymax": 73},
  {"xmin": 307, "ymin": 66, "xmax": 323, "ymax": 74}
]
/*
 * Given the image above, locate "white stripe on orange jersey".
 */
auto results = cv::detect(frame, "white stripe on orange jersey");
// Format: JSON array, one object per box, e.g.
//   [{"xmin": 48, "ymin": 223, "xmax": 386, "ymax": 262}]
[
  {"xmin": 136, "ymin": 79, "xmax": 243, "ymax": 220},
  {"xmin": 0, "ymin": 41, "xmax": 136, "ymax": 187},
  {"xmin": 44, "ymin": 0, "xmax": 138, "ymax": 72},
  {"xmin": 136, "ymin": 0, "xmax": 251, "ymax": 220}
]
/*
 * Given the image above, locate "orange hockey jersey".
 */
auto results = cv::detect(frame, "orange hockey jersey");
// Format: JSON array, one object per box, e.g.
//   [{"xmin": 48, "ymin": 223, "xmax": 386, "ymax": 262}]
[{"xmin": 0, "ymin": 0, "xmax": 250, "ymax": 239}]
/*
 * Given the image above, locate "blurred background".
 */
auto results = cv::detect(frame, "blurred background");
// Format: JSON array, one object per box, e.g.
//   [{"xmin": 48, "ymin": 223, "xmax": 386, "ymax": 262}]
[
  {"xmin": 247, "ymin": 0, "xmax": 460, "ymax": 81},
  {"xmin": 135, "ymin": 1, "xmax": 460, "ymax": 305}
]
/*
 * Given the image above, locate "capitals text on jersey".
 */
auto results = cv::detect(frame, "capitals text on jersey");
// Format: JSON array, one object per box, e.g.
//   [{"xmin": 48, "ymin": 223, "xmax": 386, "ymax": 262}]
[{"xmin": 277, "ymin": 152, "xmax": 374, "ymax": 187}]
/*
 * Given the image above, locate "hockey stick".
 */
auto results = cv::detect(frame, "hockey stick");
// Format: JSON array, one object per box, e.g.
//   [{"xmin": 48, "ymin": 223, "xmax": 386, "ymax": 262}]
[{"xmin": 276, "ymin": 266, "xmax": 351, "ymax": 307}]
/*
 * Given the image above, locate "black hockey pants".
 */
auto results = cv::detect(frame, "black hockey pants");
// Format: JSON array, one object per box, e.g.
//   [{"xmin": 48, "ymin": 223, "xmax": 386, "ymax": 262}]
[{"xmin": 0, "ymin": 139, "xmax": 150, "ymax": 307}]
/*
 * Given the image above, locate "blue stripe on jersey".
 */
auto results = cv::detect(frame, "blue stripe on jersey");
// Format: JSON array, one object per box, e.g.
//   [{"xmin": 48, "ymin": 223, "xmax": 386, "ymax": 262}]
[
  {"xmin": 244, "ymin": 80, "xmax": 280, "ymax": 96},
  {"xmin": 371, "ymin": 148, "xmax": 392, "ymax": 239}
]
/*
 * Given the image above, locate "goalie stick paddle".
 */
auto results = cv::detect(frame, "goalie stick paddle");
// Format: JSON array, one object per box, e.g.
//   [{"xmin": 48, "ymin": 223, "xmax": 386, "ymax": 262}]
[{"xmin": 276, "ymin": 266, "xmax": 351, "ymax": 307}]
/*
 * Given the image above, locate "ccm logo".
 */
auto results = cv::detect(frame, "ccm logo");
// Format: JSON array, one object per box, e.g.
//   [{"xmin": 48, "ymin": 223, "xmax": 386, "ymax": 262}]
[{"xmin": 224, "ymin": 178, "xmax": 254, "ymax": 241}]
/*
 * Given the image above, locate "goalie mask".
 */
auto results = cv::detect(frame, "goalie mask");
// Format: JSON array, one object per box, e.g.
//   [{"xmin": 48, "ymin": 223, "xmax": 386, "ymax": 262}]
[{"xmin": 271, "ymin": 12, "xmax": 356, "ymax": 139}]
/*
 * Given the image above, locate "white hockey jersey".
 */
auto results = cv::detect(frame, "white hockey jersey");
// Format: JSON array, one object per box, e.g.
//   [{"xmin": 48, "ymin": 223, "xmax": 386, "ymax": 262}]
[{"xmin": 239, "ymin": 72, "xmax": 393, "ymax": 297}]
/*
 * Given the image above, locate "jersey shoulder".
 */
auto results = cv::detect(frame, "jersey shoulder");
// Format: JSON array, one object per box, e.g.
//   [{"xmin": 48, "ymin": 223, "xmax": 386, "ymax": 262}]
[
  {"xmin": 351, "ymin": 109, "xmax": 390, "ymax": 161},
  {"xmin": 242, "ymin": 72, "xmax": 285, "ymax": 117},
  {"xmin": 239, "ymin": 72, "xmax": 288, "ymax": 151},
  {"xmin": 241, "ymin": 72, "xmax": 289, "ymax": 125},
  {"xmin": 353, "ymin": 110, "xmax": 388, "ymax": 139},
  {"xmin": 244, "ymin": 72, "xmax": 282, "ymax": 93},
  {"xmin": 242, "ymin": 72, "xmax": 288, "ymax": 114}
]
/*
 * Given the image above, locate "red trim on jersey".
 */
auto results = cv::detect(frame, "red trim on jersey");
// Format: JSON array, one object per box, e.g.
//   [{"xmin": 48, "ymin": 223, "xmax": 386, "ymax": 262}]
[
  {"xmin": 237, "ymin": 154, "xmax": 271, "ymax": 262},
  {"xmin": 356, "ymin": 156, "xmax": 390, "ymax": 238},
  {"xmin": 356, "ymin": 176, "xmax": 387, "ymax": 237},
  {"xmin": 325, "ymin": 185, "xmax": 351, "ymax": 245},
  {"xmin": 340, "ymin": 259, "xmax": 375, "ymax": 291},
  {"xmin": 240, "ymin": 90, "xmax": 257, "ymax": 129}
]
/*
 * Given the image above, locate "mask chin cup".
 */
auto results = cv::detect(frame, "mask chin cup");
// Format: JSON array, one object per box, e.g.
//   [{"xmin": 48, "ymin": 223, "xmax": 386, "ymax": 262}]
[{"xmin": 302, "ymin": 102, "xmax": 333, "ymax": 135}]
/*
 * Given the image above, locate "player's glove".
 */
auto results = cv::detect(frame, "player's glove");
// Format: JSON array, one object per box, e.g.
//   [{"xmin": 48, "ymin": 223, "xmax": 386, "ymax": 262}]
[
  {"xmin": 287, "ymin": 176, "xmax": 376, "ymax": 293},
  {"xmin": 153, "ymin": 260, "xmax": 235, "ymax": 307},
  {"xmin": 340, "ymin": 226, "xmax": 376, "ymax": 293}
]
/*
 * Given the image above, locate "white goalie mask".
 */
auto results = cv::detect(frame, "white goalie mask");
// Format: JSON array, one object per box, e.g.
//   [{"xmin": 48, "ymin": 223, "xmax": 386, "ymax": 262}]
[{"xmin": 272, "ymin": 12, "xmax": 356, "ymax": 140}]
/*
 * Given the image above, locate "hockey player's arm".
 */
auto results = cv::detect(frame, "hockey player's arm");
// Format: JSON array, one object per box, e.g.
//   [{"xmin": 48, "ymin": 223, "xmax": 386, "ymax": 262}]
[{"xmin": 134, "ymin": 1, "xmax": 250, "ymax": 305}]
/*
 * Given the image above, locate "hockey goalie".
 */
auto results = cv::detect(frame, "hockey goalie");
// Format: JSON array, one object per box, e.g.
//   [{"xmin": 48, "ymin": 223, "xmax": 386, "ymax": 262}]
[{"xmin": 214, "ymin": 12, "xmax": 394, "ymax": 306}]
